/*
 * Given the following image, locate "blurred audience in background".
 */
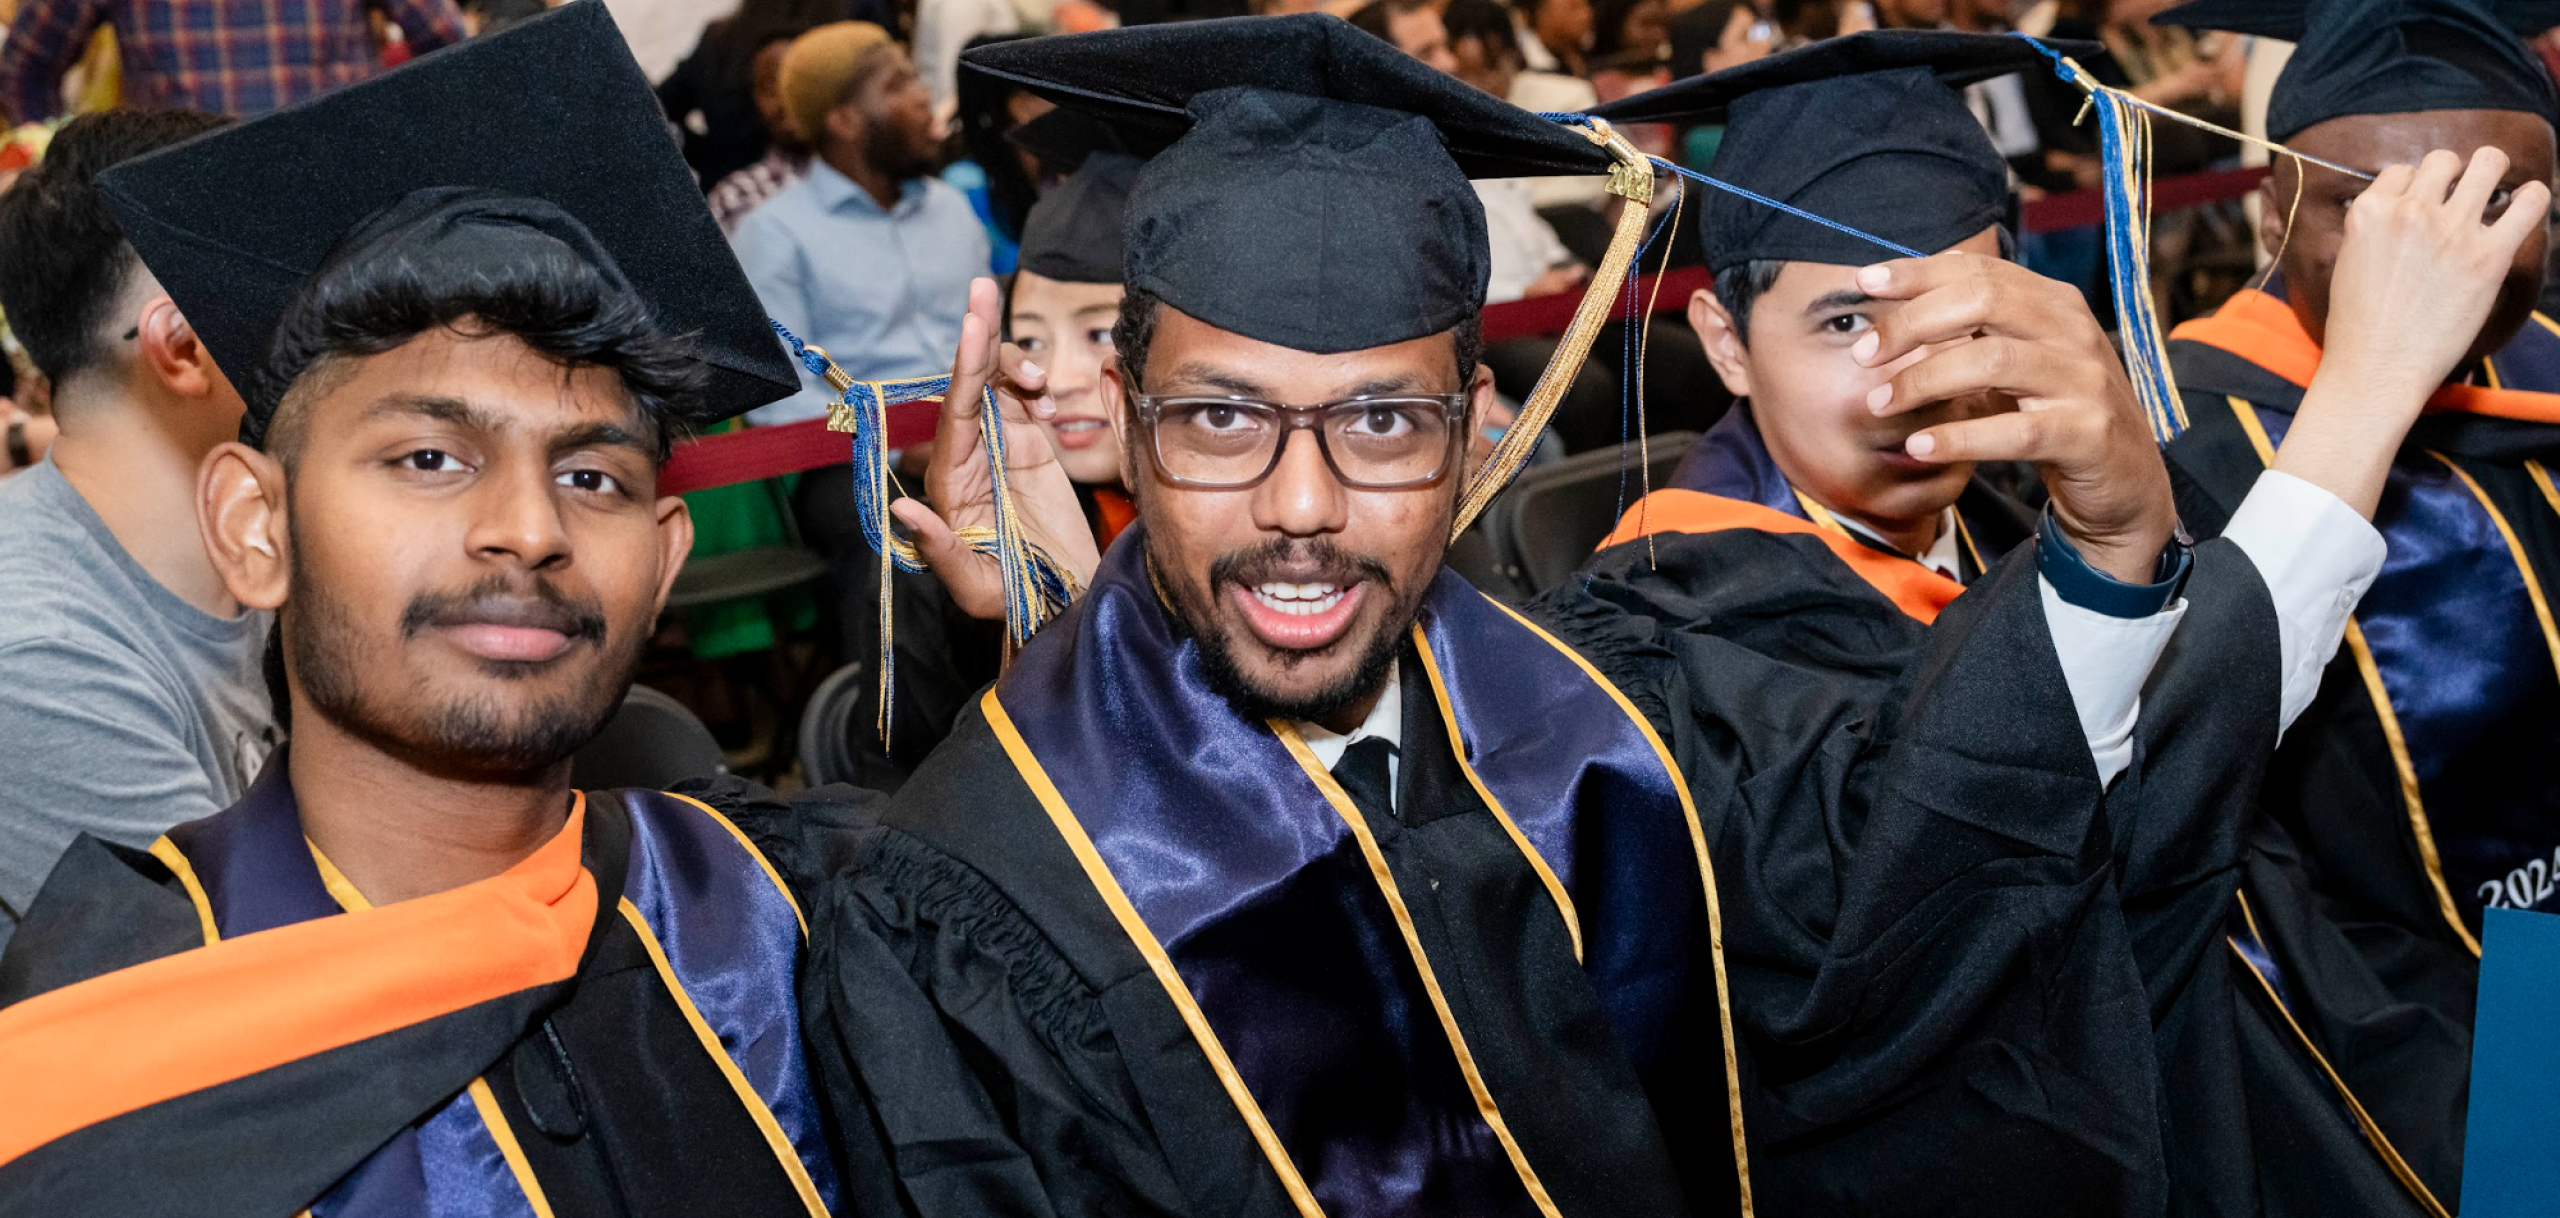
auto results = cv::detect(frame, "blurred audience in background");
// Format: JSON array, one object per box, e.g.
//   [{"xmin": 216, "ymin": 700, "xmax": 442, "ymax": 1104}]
[
  {"xmin": 708, "ymin": 16, "xmax": 819, "ymax": 229},
  {"xmin": 732, "ymin": 20, "xmax": 985, "ymax": 425},
  {"xmin": 0, "ymin": 0, "xmax": 462, "ymax": 120},
  {"xmin": 660, "ymin": 0, "xmax": 873, "ymax": 192}
]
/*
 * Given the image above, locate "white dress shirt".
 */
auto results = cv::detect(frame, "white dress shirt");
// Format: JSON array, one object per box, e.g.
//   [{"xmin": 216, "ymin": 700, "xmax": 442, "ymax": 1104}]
[
  {"xmin": 1476, "ymin": 179, "xmax": 1580, "ymax": 305},
  {"xmin": 1290, "ymin": 469, "xmax": 2383, "ymax": 795},
  {"xmin": 1297, "ymin": 659, "xmax": 1405, "ymax": 807}
]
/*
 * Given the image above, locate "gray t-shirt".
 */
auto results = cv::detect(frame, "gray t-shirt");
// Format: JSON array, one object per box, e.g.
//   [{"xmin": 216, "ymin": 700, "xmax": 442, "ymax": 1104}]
[{"xmin": 0, "ymin": 460, "xmax": 276, "ymax": 954}]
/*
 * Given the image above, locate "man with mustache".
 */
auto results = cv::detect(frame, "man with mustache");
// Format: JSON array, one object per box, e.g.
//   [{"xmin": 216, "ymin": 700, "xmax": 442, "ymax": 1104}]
[
  {"xmin": 0, "ymin": 7, "xmax": 1074, "ymax": 1211},
  {"xmin": 799, "ymin": 16, "xmax": 2466, "ymax": 1218}
]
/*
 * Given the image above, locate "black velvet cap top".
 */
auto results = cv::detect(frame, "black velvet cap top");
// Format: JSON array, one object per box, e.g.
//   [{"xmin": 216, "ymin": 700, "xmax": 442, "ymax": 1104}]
[
  {"xmin": 961, "ymin": 13, "xmax": 1619, "ymax": 354},
  {"xmin": 2156, "ymin": 0, "xmax": 2560, "ymax": 141},
  {"xmin": 93, "ymin": 0, "xmax": 797, "ymax": 439},
  {"xmin": 1592, "ymin": 30, "xmax": 2084, "ymax": 273},
  {"xmin": 1017, "ymin": 152, "xmax": 1143, "ymax": 285}
]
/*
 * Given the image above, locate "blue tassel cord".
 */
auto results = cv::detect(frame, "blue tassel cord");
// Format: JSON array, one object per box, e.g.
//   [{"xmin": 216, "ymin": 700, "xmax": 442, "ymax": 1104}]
[{"xmin": 770, "ymin": 319, "xmax": 1077, "ymax": 743}]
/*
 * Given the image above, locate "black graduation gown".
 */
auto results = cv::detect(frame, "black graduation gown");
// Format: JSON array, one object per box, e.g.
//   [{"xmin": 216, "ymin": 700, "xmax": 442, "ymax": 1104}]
[
  {"xmin": 0, "ymin": 767, "xmax": 858, "ymax": 1218},
  {"xmin": 792, "ymin": 524, "xmax": 2283, "ymax": 1218},
  {"xmin": 2164, "ymin": 293, "xmax": 2560, "ymax": 1213}
]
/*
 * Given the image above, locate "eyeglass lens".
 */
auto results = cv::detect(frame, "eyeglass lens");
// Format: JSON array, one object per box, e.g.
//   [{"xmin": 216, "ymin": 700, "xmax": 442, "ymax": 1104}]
[{"xmin": 1152, "ymin": 398, "xmax": 1455, "ymax": 488}]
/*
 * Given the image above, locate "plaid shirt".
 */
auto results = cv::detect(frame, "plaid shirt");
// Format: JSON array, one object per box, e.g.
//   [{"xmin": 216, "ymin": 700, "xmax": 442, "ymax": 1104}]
[
  {"xmin": 708, "ymin": 147, "xmax": 807, "ymax": 233},
  {"xmin": 0, "ymin": 0, "xmax": 464, "ymax": 121}
]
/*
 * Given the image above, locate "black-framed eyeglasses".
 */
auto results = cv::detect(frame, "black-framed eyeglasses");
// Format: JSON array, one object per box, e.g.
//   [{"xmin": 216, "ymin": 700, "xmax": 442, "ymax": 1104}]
[{"xmin": 1134, "ymin": 394, "xmax": 1467, "ymax": 491}]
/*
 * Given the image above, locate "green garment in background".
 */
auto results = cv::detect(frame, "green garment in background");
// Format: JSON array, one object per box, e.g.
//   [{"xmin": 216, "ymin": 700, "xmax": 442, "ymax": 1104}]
[{"xmin": 678, "ymin": 422, "xmax": 817, "ymax": 659}]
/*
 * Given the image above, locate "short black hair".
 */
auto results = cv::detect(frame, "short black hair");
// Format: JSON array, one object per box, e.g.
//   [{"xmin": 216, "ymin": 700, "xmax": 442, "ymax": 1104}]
[
  {"xmin": 0, "ymin": 109, "xmax": 232, "ymax": 388},
  {"xmin": 1442, "ymin": 0, "xmax": 1519, "ymax": 57},
  {"xmin": 259, "ymin": 241, "xmax": 705, "ymax": 463},
  {"xmin": 1715, "ymin": 226, "xmax": 2016, "ymax": 347},
  {"xmin": 1111, "ymin": 287, "xmax": 1483, "ymax": 396}
]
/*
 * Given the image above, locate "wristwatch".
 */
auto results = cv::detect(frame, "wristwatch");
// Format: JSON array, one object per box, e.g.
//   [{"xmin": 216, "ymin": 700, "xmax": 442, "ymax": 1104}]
[
  {"xmin": 4, "ymin": 419, "xmax": 28, "ymax": 471},
  {"xmin": 2036, "ymin": 508, "xmax": 2194, "ymax": 619}
]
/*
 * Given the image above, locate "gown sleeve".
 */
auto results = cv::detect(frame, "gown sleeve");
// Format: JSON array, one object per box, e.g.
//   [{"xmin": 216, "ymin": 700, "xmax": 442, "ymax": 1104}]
[{"xmin": 1546, "ymin": 529, "xmax": 2170, "ymax": 1215}]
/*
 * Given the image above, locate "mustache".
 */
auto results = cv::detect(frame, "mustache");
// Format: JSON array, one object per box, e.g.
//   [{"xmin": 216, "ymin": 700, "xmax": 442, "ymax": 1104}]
[
  {"xmin": 1207, "ymin": 538, "xmax": 1394, "ymax": 592},
  {"xmin": 399, "ymin": 574, "xmax": 606, "ymax": 645}
]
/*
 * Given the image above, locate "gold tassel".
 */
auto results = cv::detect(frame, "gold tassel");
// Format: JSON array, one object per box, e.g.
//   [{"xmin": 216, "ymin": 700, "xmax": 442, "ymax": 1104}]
[{"xmin": 1452, "ymin": 118, "xmax": 1657, "ymax": 539}]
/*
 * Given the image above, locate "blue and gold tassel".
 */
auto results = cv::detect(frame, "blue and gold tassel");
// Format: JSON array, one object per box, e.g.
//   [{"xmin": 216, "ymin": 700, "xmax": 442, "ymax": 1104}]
[{"xmin": 771, "ymin": 320, "xmax": 1078, "ymax": 744}]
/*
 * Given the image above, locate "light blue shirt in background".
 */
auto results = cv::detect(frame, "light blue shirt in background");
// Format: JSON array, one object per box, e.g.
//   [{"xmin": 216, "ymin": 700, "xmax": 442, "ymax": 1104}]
[{"xmin": 730, "ymin": 159, "xmax": 991, "ymax": 425}]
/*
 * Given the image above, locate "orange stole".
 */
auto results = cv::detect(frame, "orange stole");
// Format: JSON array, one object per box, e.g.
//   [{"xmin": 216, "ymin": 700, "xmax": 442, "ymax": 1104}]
[
  {"xmin": 2171, "ymin": 288, "xmax": 2560, "ymax": 426},
  {"xmin": 0, "ymin": 797, "xmax": 598, "ymax": 1169},
  {"xmin": 1093, "ymin": 486, "xmax": 1139, "ymax": 551},
  {"xmin": 1603, "ymin": 489, "xmax": 1963, "ymax": 624}
]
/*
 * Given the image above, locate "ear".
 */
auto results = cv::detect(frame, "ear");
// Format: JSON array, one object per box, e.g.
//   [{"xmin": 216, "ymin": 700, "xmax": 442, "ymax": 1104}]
[
  {"xmin": 1465, "ymin": 360, "xmax": 1500, "ymax": 432},
  {"xmin": 824, "ymin": 100, "xmax": 864, "ymax": 148},
  {"xmin": 650, "ymin": 494, "xmax": 696, "ymax": 616},
  {"xmin": 199, "ymin": 441, "xmax": 292, "ymax": 613},
  {"xmin": 135, "ymin": 295, "xmax": 224, "ymax": 400},
  {"xmin": 1102, "ymin": 349, "xmax": 1139, "ymax": 459},
  {"xmin": 1687, "ymin": 288, "xmax": 1754, "ymax": 398}
]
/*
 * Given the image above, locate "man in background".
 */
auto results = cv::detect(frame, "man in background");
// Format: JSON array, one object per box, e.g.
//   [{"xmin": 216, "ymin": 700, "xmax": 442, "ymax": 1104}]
[
  {"xmin": 731, "ymin": 20, "xmax": 986, "ymax": 425},
  {"xmin": 0, "ymin": 108, "xmax": 276, "ymax": 955},
  {"xmin": 0, "ymin": 0, "xmax": 462, "ymax": 120}
]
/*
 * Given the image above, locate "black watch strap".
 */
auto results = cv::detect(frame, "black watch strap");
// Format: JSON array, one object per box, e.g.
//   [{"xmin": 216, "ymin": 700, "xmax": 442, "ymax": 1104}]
[{"xmin": 2035, "ymin": 509, "xmax": 2192, "ymax": 619}]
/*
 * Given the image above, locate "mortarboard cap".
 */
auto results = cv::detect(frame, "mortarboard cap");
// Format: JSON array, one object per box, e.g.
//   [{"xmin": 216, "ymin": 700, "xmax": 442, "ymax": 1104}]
[
  {"xmin": 94, "ymin": 0, "xmax": 797, "ymax": 444},
  {"xmin": 961, "ymin": 13, "xmax": 1619, "ymax": 355},
  {"xmin": 2156, "ymin": 0, "xmax": 2560, "ymax": 142},
  {"xmin": 1016, "ymin": 151, "xmax": 1142, "ymax": 285},
  {"xmin": 1006, "ymin": 103, "xmax": 1133, "ymax": 177},
  {"xmin": 1592, "ymin": 30, "xmax": 2086, "ymax": 274}
]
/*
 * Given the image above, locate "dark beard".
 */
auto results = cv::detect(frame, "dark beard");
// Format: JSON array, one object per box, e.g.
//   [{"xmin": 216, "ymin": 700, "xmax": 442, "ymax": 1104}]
[
  {"xmin": 286, "ymin": 542, "xmax": 641, "ymax": 778},
  {"xmin": 1159, "ymin": 538, "xmax": 1420, "ymax": 725}
]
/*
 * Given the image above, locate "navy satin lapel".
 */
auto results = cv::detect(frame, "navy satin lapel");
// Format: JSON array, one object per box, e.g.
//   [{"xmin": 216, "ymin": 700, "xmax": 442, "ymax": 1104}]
[
  {"xmin": 2487, "ymin": 313, "xmax": 2560, "ymax": 390},
  {"xmin": 1665, "ymin": 403, "xmax": 1805, "ymax": 517},
  {"xmin": 1413, "ymin": 578, "xmax": 1710, "ymax": 1099},
  {"xmin": 2256, "ymin": 410, "xmax": 2560, "ymax": 924},
  {"xmin": 162, "ymin": 749, "xmax": 341, "ymax": 936},
  {"xmin": 617, "ymin": 791, "xmax": 841, "ymax": 1208},
  {"xmin": 999, "ymin": 532, "xmax": 1541, "ymax": 1217}
]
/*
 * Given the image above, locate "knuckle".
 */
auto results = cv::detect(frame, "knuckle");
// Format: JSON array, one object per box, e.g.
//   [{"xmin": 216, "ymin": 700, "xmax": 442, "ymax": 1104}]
[{"xmin": 1979, "ymin": 339, "xmax": 2017, "ymax": 381}]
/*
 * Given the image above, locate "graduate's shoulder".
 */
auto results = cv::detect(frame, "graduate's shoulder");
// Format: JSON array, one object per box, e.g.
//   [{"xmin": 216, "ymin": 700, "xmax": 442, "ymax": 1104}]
[
  {"xmin": 1557, "ymin": 526, "xmax": 1927, "ymax": 684},
  {"xmin": 867, "ymin": 702, "xmax": 1159, "ymax": 1002},
  {"xmin": 0, "ymin": 833, "xmax": 207, "ymax": 1008}
]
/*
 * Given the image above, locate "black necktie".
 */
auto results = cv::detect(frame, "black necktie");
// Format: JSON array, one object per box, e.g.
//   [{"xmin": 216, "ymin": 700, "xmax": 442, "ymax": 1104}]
[{"xmin": 1330, "ymin": 736, "xmax": 1397, "ymax": 819}]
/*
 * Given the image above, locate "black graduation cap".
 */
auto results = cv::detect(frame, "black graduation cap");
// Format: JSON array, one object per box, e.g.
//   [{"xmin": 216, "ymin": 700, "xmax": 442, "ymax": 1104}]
[
  {"xmin": 93, "ymin": 0, "xmax": 796, "ymax": 443},
  {"xmin": 1006, "ymin": 104, "xmax": 1133, "ymax": 177},
  {"xmin": 2156, "ymin": 0, "xmax": 2560, "ymax": 142},
  {"xmin": 1016, "ymin": 152, "xmax": 1142, "ymax": 286},
  {"xmin": 961, "ymin": 13, "xmax": 1620, "ymax": 355},
  {"xmin": 1591, "ymin": 30, "xmax": 2091, "ymax": 273}
]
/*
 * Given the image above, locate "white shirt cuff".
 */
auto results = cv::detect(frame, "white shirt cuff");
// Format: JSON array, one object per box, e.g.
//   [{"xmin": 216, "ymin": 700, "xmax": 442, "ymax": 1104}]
[
  {"xmin": 2042, "ymin": 574, "xmax": 2186, "ymax": 786},
  {"xmin": 2219, "ymin": 468, "xmax": 2387, "ymax": 738}
]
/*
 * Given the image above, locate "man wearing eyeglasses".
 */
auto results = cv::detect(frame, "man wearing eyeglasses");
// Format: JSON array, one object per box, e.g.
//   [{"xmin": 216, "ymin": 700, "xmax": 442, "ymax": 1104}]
[{"xmin": 798, "ymin": 17, "xmax": 2441, "ymax": 1218}]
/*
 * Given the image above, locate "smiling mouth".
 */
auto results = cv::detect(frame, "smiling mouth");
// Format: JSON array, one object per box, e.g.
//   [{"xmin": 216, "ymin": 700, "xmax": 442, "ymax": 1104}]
[
  {"xmin": 1230, "ymin": 579, "xmax": 1367, "ymax": 650},
  {"xmin": 1052, "ymin": 416, "xmax": 1109, "ymax": 449},
  {"xmin": 1255, "ymin": 581, "xmax": 1345, "ymax": 615}
]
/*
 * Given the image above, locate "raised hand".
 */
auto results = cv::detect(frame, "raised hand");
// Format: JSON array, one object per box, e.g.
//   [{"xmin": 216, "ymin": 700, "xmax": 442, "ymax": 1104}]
[
  {"xmin": 2277, "ymin": 147, "xmax": 2552, "ymax": 517},
  {"xmin": 889, "ymin": 277, "xmax": 1105, "ymax": 621},
  {"xmin": 1852, "ymin": 251, "xmax": 2175, "ymax": 584}
]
